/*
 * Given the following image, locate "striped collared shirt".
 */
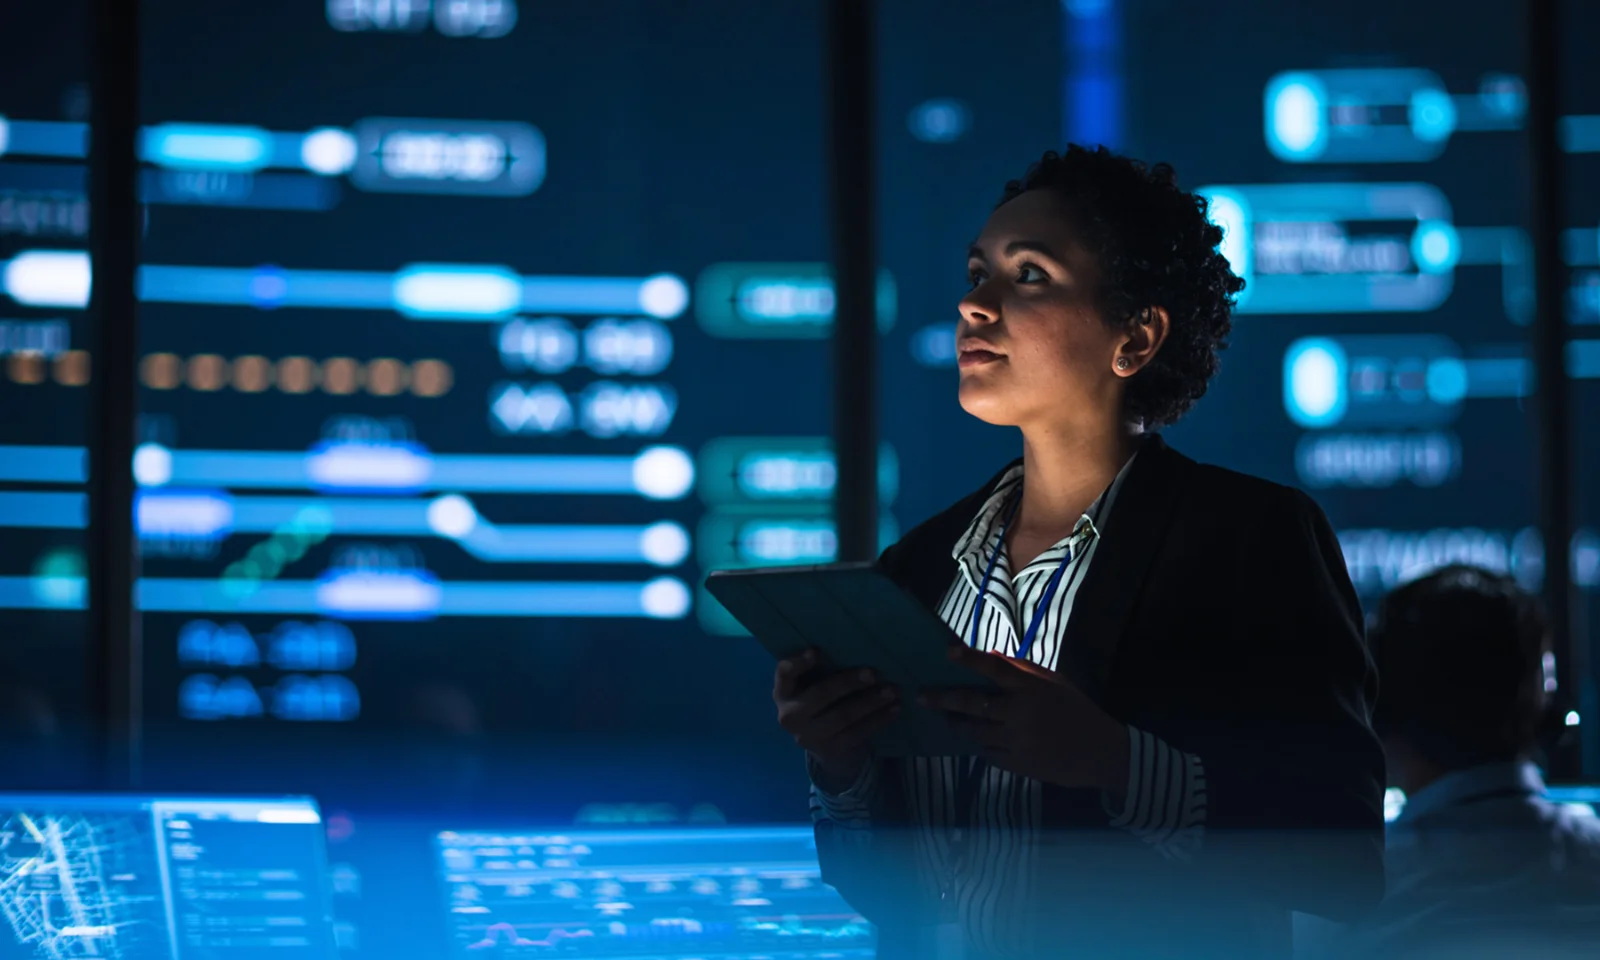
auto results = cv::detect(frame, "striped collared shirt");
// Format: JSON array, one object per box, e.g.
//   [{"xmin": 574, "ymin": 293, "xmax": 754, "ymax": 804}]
[{"xmin": 811, "ymin": 455, "xmax": 1207, "ymax": 956}]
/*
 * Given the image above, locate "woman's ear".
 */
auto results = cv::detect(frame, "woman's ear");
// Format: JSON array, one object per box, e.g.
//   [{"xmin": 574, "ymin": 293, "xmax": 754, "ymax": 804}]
[{"xmin": 1112, "ymin": 307, "xmax": 1170, "ymax": 377}]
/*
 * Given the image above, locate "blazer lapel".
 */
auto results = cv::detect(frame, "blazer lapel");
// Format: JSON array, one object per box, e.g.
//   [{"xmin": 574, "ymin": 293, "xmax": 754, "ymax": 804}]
[{"xmin": 1056, "ymin": 435, "xmax": 1188, "ymax": 704}]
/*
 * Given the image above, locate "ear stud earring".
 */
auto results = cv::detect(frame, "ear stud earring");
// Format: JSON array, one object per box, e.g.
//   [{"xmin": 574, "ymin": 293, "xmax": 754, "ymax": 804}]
[{"xmin": 1116, "ymin": 358, "xmax": 1131, "ymax": 371}]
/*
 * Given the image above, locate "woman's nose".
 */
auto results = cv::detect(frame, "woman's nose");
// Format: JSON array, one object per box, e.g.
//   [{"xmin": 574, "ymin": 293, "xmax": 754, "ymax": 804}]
[{"xmin": 959, "ymin": 285, "xmax": 999, "ymax": 325}]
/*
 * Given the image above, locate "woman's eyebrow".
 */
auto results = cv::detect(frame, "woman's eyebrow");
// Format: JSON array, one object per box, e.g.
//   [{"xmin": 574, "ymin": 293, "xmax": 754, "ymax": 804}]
[{"xmin": 967, "ymin": 239, "xmax": 1065, "ymax": 262}]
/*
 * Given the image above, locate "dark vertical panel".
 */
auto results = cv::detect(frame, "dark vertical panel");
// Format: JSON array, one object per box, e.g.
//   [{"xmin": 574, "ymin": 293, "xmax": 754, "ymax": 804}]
[
  {"xmin": 828, "ymin": 0, "xmax": 879, "ymax": 562},
  {"xmin": 1525, "ymin": 0, "xmax": 1579, "ymax": 775},
  {"xmin": 86, "ymin": 0, "xmax": 143, "ymax": 788}
]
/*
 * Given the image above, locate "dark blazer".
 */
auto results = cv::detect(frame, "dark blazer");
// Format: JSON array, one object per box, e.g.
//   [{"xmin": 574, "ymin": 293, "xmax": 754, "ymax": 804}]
[{"xmin": 815, "ymin": 436, "xmax": 1386, "ymax": 959}]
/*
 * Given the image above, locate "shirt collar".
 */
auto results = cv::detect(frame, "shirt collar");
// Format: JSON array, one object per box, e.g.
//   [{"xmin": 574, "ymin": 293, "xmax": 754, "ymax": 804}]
[
  {"xmin": 951, "ymin": 447, "xmax": 1141, "ymax": 576},
  {"xmin": 1394, "ymin": 760, "xmax": 1545, "ymax": 826}
]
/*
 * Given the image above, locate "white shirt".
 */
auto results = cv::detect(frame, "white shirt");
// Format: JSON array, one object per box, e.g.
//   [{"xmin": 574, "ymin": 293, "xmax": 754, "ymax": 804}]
[{"xmin": 810, "ymin": 455, "xmax": 1207, "ymax": 956}]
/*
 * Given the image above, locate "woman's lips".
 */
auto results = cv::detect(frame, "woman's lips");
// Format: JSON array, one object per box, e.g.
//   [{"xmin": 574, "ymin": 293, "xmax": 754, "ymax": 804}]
[{"xmin": 958, "ymin": 349, "xmax": 1003, "ymax": 368}]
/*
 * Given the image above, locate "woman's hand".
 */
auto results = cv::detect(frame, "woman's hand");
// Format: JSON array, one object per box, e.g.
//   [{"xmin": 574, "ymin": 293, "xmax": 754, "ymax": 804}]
[
  {"xmin": 922, "ymin": 644, "xmax": 1129, "ymax": 795},
  {"xmin": 773, "ymin": 649, "xmax": 900, "ymax": 791}
]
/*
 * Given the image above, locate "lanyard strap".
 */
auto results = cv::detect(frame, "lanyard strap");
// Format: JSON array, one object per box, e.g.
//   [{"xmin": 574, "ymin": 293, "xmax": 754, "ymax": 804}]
[
  {"xmin": 946, "ymin": 486, "xmax": 1085, "ymax": 897},
  {"xmin": 968, "ymin": 488, "xmax": 1081, "ymax": 662}
]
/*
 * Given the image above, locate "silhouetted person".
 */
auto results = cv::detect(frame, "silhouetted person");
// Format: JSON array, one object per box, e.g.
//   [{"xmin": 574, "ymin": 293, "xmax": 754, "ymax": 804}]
[{"xmin": 1314, "ymin": 564, "xmax": 1600, "ymax": 958}]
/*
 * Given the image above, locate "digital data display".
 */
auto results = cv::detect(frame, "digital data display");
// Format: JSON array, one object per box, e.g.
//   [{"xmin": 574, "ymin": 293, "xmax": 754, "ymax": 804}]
[
  {"xmin": 0, "ymin": 794, "xmax": 336, "ymax": 959},
  {"xmin": 435, "ymin": 826, "xmax": 873, "ymax": 958},
  {"xmin": 1097, "ymin": 3, "xmax": 1600, "ymax": 616},
  {"xmin": 0, "ymin": 0, "xmax": 852, "ymax": 752},
  {"xmin": 2, "ymin": 0, "xmax": 1599, "ymax": 789}
]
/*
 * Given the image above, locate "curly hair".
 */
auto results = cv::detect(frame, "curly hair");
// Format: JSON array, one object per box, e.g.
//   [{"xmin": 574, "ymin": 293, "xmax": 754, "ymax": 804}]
[{"xmin": 997, "ymin": 145, "xmax": 1244, "ymax": 427}]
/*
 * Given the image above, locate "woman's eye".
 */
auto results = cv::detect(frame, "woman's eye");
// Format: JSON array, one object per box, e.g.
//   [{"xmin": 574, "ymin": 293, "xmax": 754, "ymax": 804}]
[
  {"xmin": 967, "ymin": 269, "xmax": 987, "ymax": 288},
  {"xmin": 1017, "ymin": 264, "xmax": 1047, "ymax": 283}
]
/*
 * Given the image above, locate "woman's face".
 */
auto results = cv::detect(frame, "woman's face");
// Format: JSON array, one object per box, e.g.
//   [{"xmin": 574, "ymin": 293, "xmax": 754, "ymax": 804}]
[{"xmin": 957, "ymin": 188, "xmax": 1138, "ymax": 431}]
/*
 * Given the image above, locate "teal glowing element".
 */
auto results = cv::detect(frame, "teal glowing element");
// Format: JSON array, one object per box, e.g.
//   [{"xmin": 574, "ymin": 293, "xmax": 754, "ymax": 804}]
[
  {"xmin": 1264, "ymin": 73, "xmax": 1327, "ymax": 161},
  {"xmin": 695, "ymin": 437, "xmax": 898, "ymax": 505},
  {"xmin": 1411, "ymin": 220, "xmax": 1460, "ymax": 274},
  {"xmin": 695, "ymin": 263, "xmax": 896, "ymax": 338},
  {"xmin": 143, "ymin": 123, "xmax": 273, "ymax": 171},
  {"xmin": 1284, "ymin": 334, "xmax": 1478, "ymax": 431},
  {"xmin": 1263, "ymin": 68, "xmax": 1454, "ymax": 163},
  {"xmin": 1425, "ymin": 357, "xmax": 1469, "ymax": 404},
  {"xmin": 1194, "ymin": 182, "xmax": 1454, "ymax": 314},
  {"xmin": 393, "ymin": 264, "xmax": 522, "ymax": 318},
  {"xmin": 1409, "ymin": 88, "xmax": 1458, "ymax": 144},
  {"xmin": 30, "ymin": 547, "xmax": 84, "ymax": 608},
  {"xmin": 1284, "ymin": 338, "xmax": 1348, "ymax": 429}
]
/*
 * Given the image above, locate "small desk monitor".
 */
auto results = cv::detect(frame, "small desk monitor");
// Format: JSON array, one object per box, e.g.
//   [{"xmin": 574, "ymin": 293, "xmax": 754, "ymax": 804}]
[
  {"xmin": 435, "ymin": 825, "xmax": 874, "ymax": 957},
  {"xmin": 0, "ymin": 793, "xmax": 337, "ymax": 959}
]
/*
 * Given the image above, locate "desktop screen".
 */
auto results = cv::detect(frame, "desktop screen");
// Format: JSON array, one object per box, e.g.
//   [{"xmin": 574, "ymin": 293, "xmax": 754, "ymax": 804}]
[
  {"xmin": 434, "ymin": 825, "xmax": 873, "ymax": 958},
  {"xmin": 0, "ymin": 794, "xmax": 336, "ymax": 960}
]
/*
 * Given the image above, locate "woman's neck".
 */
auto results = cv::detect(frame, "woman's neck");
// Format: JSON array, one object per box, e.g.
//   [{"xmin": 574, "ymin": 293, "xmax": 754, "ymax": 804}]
[{"xmin": 1016, "ymin": 422, "xmax": 1142, "ymax": 535}]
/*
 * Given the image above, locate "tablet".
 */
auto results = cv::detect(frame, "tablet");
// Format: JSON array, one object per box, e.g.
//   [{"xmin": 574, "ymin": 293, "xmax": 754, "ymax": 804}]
[{"xmin": 705, "ymin": 562, "xmax": 996, "ymax": 757}]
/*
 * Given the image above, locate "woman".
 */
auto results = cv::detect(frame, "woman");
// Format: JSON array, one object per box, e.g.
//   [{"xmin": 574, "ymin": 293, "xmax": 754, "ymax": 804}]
[{"xmin": 772, "ymin": 146, "xmax": 1385, "ymax": 959}]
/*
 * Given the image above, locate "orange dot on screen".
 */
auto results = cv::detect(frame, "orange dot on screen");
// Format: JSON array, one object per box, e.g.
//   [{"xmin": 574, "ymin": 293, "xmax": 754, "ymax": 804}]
[
  {"xmin": 278, "ymin": 356, "xmax": 317, "ymax": 393},
  {"xmin": 233, "ymin": 355, "xmax": 272, "ymax": 393},
  {"xmin": 141, "ymin": 352, "xmax": 181, "ymax": 390},
  {"xmin": 187, "ymin": 354, "xmax": 227, "ymax": 391},
  {"xmin": 410, "ymin": 359, "xmax": 453, "ymax": 397},
  {"xmin": 366, "ymin": 358, "xmax": 407, "ymax": 396},
  {"xmin": 8, "ymin": 354, "xmax": 45, "ymax": 385},
  {"xmin": 54, "ymin": 350, "xmax": 90, "ymax": 386},
  {"xmin": 322, "ymin": 357, "xmax": 360, "ymax": 395}
]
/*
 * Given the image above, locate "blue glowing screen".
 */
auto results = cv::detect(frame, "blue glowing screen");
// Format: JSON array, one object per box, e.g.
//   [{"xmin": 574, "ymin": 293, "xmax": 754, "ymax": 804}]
[
  {"xmin": 3, "ymin": 0, "xmax": 1600, "ymax": 805},
  {"xmin": 435, "ymin": 826, "xmax": 873, "ymax": 958},
  {"xmin": 0, "ymin": 794, "xmax": 335, "ymax": 958}
]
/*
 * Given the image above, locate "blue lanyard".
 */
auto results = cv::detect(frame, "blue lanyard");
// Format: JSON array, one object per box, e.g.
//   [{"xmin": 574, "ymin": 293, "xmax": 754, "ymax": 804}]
[
  {"xmin": 945, "ymin": 483, "xmax": 1097, "ymax": 904},
  {"xmin": 968, "ymin": 489, "xmax": 1081, "ymax": 663}
]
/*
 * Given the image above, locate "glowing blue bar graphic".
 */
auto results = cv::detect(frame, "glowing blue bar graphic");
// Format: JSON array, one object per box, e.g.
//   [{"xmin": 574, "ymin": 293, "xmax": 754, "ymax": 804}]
[
  {"xmin": 164, "ymin": 450, "xmax": 315, "ymax": 487},
  {"xmin": 395, "ymin": 264, "xmax": 523, "ymax": 318},
  {"xmin": 430, "ymin": 455, "xmax": 629, "ymax": 493},
  {"xmin": 142, "ymin": 124, "xmax": 273, "ymax": 172},
  {"xmin": 460, "ymin": 522, "xmax": 685, "ymax": 565},
  {"xmin": 0, "ymin": 490, "xmax": 687, "ymax": 565},
  {"xmin": 137, "ymin": 491, "xmax": 233, "ymax": 538},
  {"xmin": 1561, "ymin": 116, "xmax": 1600, "ymax": 153},
  {"xmin": 305, "ymin": 442, "xmax": 433, "ymax": 492},
  {"xmin": 0, "ymin": 492, "xmax": 84, "ymax": 528},
  {"xmin": 1197, "ymin": 183, "xmax": 1453, "ymax": 314},
  {"xmin": 231, "ymin": 495, "xmax": 428, "ymax": 534},
  {"xmin": 1266, "ymin": 69, "xmax": 1455, "ymax": 163},
  {"xmin": 524, "ymin": 275, "xmax": 664, "ymax": 316},
  {"xmin": 1282, "ymin": 334, "xmax": 1546, "ymax": 430},
  {"xmin": 0, "ymin": 444, "xmax": 693, "ymax": 498},
  {"xmin": 0, "ymin": 576, "xmax": 692, "ymax": 618},
  {"xmin": 0, "ymin": 119, "xmax": 88, "ymax": 158},
  {"xmin": 0, "ymin": 445, "xmax": 86, "ymax": 483},
  {"xmin": 2, "ymin": 251, "xmax": 689, "ymax": 319},
  {"xmin": 315, "ymin": 571, "xmax": 442, "ymax": 619}
]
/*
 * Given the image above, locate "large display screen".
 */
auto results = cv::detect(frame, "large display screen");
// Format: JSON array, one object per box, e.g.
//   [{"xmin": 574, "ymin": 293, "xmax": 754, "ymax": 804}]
[{"xmin": 2, "ymin": 0, "xmax": 1598, "ymax": 796}]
